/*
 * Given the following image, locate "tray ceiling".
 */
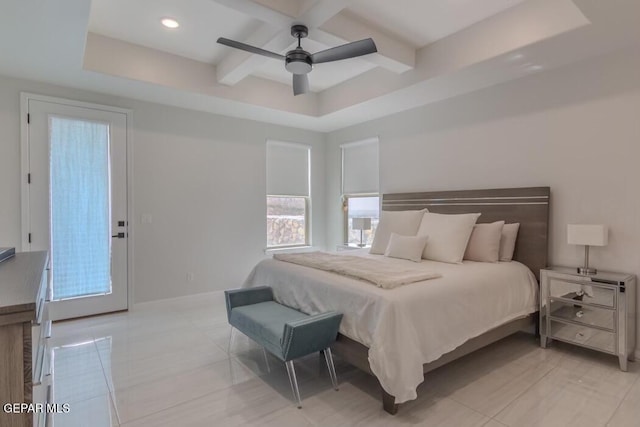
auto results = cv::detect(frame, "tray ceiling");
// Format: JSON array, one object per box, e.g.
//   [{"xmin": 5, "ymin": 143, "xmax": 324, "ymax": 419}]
[
  {"xmin": 346, "ymin": 0, "xmax": 527, "ymax": 48},
  {"xmin": 0, "ymin": 0, "xmax": 638, "ymax": 131}
]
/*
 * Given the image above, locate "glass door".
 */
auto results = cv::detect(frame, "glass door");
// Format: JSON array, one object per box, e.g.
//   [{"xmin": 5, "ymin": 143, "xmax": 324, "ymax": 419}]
[{"xmin": 26, "ymin": 98, "xmax": 128, "ymax": 320}]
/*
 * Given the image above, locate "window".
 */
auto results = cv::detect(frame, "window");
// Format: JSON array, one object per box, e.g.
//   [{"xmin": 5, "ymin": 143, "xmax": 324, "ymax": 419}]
[
  {"xmin": 345, "ymin": 195, "xmax": 380, "ymax": 246},
  {"xmin": 266, "ymin": 141, "xmax": 311, "ymax": 248},
  {"xmin": 341, "ymin": 138, "xmax": 380, "ymax": 245},
  {"xmin": 267, "ymin": 196, "xmax": 307, "ymax": 247},
  {"xmin": 50, "ymin": 117, "xmax": 112, "ymax": 299}
]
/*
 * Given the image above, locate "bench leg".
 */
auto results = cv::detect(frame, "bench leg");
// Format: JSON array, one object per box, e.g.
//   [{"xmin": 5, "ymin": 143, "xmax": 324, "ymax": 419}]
[
  {"xmin": 285, "ymin": 360, "xmax": 302, "ymax": 408},
  {"xmin": 227, "ymin": 326, "xmax": 234, "ymax": 354},
  {"xmin": 262, "ymin": 347, "xmax": 271, "ymax": 373},
  {"xmin": 323, "ymin": 348, "xmax": 339, "ymax": 390}
]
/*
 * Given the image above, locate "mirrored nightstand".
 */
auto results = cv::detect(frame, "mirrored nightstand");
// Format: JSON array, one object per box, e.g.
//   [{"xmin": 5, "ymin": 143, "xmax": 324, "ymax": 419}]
[{"xmin": 540, "ymin": 266, "xmax": 636, "ymax": 371}]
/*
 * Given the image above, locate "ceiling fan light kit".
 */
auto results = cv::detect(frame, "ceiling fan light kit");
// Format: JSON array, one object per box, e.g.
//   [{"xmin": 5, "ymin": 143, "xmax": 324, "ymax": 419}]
[{"xmin": 217, "ymin": 24, "xmax": 377, "ymax": 96}]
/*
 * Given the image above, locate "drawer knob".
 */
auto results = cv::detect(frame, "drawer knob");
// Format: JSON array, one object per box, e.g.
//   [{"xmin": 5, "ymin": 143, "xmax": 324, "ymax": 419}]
[{"xmin": 576, "ymin": 310, "xmax": 584, "ymax": 318}]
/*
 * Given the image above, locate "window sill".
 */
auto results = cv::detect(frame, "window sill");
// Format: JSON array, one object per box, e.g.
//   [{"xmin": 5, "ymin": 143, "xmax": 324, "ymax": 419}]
[
  {"xmin": 336, "ymin": 244, "xmax": 370, "ymax": 251},
  {"xmin": 264, "ymin": 246, "xmax": 316, "ymax": 255}
]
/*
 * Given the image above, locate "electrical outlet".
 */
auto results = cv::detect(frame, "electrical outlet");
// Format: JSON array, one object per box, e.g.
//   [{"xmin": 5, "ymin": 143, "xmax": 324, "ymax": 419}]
[
  {"xmin": 186, "ymin": 272, "xmax": 194, "ymax": 282},
  {"xmin": 141, "ymin": 214, "xmax": 153, "ymax": 224}
]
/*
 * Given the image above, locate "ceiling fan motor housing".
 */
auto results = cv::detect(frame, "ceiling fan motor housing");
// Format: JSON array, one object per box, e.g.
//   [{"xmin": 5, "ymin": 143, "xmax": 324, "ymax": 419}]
[{"xmin": 285, "ymin": 50, "xmax": 313, "ymax": 74}]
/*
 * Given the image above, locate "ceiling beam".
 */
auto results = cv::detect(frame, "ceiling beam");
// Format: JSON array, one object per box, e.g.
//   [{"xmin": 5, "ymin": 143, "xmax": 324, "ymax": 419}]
[
  {"xmin": 315, "ymin": 10, "xmax": 415, "ymax": 73},
  {"xmin": 212, "ymin": 0, "xmax": 294, "ymax": 85},
  {"xmin": 216, "ymin": 22, "xmax": 290, "ymax": 85},
  {"xmin": 300, "ymin": 0, "xmax": 354, "ymax": 28},
  {"xmin": 213, "ymin": 0, "xmax": 293, "ymax": 27},
  {"xmin": 251, "ymin": 0, "xmax": 311, "ymax": 18}
]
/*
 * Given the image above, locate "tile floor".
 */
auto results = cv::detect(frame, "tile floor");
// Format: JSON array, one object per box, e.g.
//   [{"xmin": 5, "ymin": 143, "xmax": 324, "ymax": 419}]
[{"xmin": 49, "ymin": 291, "xmax": 640, "ymax": 427}]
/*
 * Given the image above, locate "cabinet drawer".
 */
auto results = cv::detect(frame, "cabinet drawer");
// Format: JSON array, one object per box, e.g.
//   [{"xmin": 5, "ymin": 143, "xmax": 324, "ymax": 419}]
[
  {"xmin": 34, "ymin": 266, "xmax": 50, "ymax": 324},
  {"xmin": 33, "ymin": 383, "xmax": 52, "ymax": 427},
  {"xmin": 549, "ymin": 278, "xmax": 615, "ymax": 308},
  {"xmin": 32, "ymin": 380, "xmax": 51, "ymax": 408},
  {"xmin": 549, "ymin": 299, "xmax": 615, "ymax": 331},
  {"xmin": 550, "ymin": 320, "xmax": 616, "ymax": 354},
  {"xmin": 33, "ymin": 338, "xmax": 52, "ymax": 386},
  {"xmin": 46, "ymin": 266, "xmax": 52, "ymax": 302},
  {"xmin": 32, "ymin": 301, "xmax": 51, "ymax": 386},
  {"xmin": 33, "ymin": 301, "xmax": 50, "ymax": 337}
]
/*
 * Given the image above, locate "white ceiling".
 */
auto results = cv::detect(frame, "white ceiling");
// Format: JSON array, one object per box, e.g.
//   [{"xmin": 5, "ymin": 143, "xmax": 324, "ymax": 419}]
[
  {"xmin": 0, "ymin": 0, "xmax": 639, "ymax": 132},
  {"xmin": 89, "ymin": 0, "xmax": 258, "ymax": 64},
  {"xmin": 346, "ymin": 0, "xmax": 527, "ymax": 47}
]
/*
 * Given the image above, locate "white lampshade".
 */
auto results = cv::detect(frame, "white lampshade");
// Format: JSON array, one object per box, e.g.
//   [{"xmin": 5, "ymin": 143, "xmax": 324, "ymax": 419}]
[
  {"xmin": 567, "ymin": 224, "xmax": 608, "ymax": 246},
  {"xmin": 352, "ymin": 217, "xmax": 372, "ymax": 231}
]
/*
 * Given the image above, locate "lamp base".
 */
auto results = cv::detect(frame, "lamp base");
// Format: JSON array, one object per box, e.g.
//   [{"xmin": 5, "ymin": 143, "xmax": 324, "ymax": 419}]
[{"xmin": 577, "ymin": 267, "xmax": 597, "ymax": 275}]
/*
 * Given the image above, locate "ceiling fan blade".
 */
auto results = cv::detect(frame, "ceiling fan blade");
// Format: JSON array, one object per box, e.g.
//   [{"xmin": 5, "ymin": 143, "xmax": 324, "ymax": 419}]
[
  {"xmin": 311, "ymin": 38, "xmax": 377, "ymax": 64},
  {"xmin": 217, "ymin": 38, "xmax": 285, "ymax": 61},
  {"xmin": 293, "ymin": 74, "xmax": 309, "ymax": 96}
]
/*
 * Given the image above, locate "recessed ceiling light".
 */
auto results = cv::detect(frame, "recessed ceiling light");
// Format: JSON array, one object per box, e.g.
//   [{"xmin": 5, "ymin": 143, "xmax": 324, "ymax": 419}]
[{"xmin": 161, "ymin": 18, "xmax": 179, "ymax": 29}]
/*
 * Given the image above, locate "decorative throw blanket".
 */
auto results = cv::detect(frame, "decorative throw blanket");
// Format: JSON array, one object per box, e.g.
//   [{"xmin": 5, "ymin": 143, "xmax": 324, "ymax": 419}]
[{"xmin": 273, "ymin": 251, "xmax": 441, "ymax": 289}]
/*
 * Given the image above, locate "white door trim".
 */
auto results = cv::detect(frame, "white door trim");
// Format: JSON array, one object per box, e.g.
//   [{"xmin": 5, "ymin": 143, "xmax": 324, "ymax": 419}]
[{"xmin": 20, "ymin": 92, "xmax": 136, "ymax": 310}]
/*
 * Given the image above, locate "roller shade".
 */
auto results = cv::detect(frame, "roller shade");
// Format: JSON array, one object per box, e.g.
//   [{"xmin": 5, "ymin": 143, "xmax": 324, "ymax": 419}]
[
  {"xmin": 267, "ymin": 140, "xmax": 310, "ymax": 197},
  {"xmin": 341, "ymin": 137, "xmax": 379, "ymax": 194}
]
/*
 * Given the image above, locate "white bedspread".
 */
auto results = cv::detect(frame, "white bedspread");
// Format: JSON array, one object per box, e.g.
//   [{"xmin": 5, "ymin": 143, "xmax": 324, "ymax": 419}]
[{"xmin": 244, "ymin": 249, "xmax": 538, "ymax": 403}]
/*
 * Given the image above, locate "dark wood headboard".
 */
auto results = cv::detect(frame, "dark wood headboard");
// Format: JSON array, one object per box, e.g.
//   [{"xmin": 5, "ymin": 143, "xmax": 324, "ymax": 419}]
[{"xmin": 382, "ymin": 187, "xmax": 550, "ymax": 281}]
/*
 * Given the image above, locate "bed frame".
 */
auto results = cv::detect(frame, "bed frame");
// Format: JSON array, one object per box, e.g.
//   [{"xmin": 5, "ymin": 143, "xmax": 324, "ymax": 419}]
[{"xmin": 330, "ymin": 186, "xmax": 550, "ymax": 415}]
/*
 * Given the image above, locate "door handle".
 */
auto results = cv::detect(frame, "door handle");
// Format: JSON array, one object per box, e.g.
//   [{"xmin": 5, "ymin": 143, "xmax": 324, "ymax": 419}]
[{"xmin": 112, "ymin": 232, "xmax": 126, "ymax": 239}]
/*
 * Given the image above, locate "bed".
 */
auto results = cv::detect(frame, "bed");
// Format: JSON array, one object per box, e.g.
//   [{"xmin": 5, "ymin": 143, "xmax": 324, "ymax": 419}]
[{"xmin": 245, "ymin": 187, "xmax": 550, "ymax": 414}]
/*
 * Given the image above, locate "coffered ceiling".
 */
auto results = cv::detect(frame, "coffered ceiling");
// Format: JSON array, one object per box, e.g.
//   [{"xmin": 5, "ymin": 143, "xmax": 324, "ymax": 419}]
[
  {"xmin": 0, "ymin": 0, "xmax": 639, "ymax": 131},
  {"xmin": 87, "ymin": 0, "xmax": 526, "ymax": 92}
]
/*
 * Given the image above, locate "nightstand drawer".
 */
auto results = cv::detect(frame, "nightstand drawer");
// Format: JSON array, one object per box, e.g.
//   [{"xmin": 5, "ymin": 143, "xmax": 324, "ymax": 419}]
[
  {"xmin": 550, "ymin": 320, "xmax": 616, "ymax": 354},
  {"xmin": 549, "ymin": 278, "xmax": 615, "ymax": 308},
  {"xmin": 549, "ymin": 299, "xmax": 615, "ymax": 331}
]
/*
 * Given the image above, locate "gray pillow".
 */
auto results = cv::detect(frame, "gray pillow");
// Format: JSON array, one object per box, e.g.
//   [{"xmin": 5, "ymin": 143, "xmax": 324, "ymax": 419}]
[{"xmin": 499, "ymin": 223, "xmax": 520, "ymax": 262}]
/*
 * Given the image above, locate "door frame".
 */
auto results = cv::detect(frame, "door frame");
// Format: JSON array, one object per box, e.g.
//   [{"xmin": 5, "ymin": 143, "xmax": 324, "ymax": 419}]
[{"xmin": 20, "ymin": 92, "xmax": 135, "ymax": 310}]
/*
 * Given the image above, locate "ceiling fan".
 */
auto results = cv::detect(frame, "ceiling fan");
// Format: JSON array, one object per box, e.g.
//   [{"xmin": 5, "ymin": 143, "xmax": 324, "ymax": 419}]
[{"xmin": 217, "ymin": 25, "xmax": 377, "ymax": 96}]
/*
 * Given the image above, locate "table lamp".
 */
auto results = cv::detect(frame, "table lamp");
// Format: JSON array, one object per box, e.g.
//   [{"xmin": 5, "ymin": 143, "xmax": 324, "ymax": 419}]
[
  {"xmin": 567, "ymin": 224, "xmax": 608, "ymax": 275},
  {"xmin": 352, "ymin": 218, "xmax": 372, "ymax": 247}
]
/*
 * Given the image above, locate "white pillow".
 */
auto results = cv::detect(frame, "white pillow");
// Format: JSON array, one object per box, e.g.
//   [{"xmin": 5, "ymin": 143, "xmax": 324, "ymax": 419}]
[
  {"xmin": 384, "ymin": 233, "xmax": 429, "ymax": 263},
  {"xmin": 499, "ymin": 223, "xmax": 520, "ymax": 262},
  {"xmin": 369, "ymin": 209, "xmax": 427, "ymax": 255},
  {"xmin": 416, "ymin": 212, "xmax": 481, "ymax": 263},
  {"xmin": 464, "ymin": 221, "xmax": 505, "ymax": 262}
]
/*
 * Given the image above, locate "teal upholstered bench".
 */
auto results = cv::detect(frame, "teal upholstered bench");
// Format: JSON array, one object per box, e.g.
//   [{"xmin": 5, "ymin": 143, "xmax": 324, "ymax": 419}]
[{"xmin": 224, "ymin": 286, "xmax": 343, "ymax": 407}]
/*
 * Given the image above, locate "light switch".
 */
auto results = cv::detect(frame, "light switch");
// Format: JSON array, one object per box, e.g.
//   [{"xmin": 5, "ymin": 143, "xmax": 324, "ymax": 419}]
[{"xmin": 141, "ymin": 214, "xmax": 153, "ymax": 224}]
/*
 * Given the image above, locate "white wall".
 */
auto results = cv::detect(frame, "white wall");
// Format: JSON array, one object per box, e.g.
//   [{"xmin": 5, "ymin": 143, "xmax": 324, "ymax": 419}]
[
  {"xmin": 0, "ymin": 75, "xmax": 326, "ymax": 303},
  {"xmin": 326, "ymin": 47, "xmax": 640, "ymax": 352}
]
